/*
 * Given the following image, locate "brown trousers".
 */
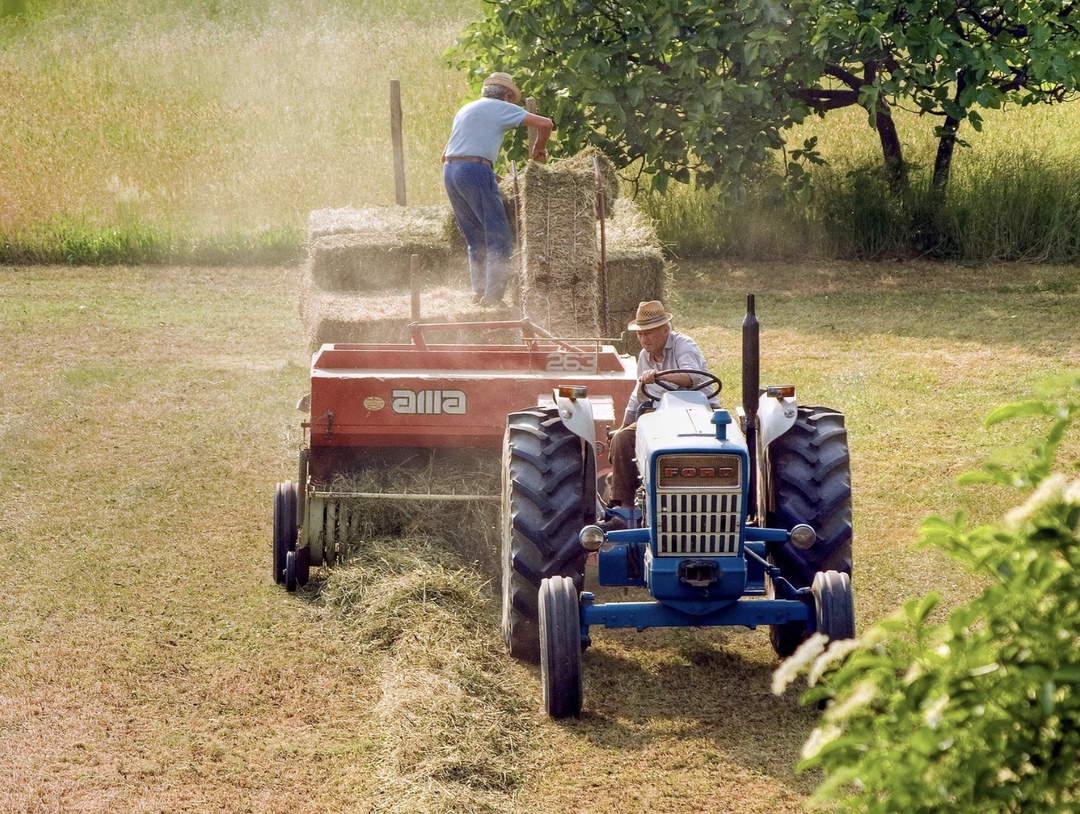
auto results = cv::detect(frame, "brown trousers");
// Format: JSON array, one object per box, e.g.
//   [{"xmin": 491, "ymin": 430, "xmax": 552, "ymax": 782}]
[{"xmin": 607, "ymin": 422, "xmax": 638, "ymax": 506}]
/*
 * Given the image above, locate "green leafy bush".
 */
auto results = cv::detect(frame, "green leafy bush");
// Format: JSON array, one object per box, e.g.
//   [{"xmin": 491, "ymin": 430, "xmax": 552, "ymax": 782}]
[{"xmin": 776, "ymin": 373, "xmax": 1080, "ymax": 813}]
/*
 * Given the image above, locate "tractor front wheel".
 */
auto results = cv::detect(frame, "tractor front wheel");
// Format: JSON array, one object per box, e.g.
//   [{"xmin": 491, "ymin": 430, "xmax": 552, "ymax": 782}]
[
  {"xmin": 812, "ymin": 570, "xmax": 855, "ymax": 641},
  {"xmin": 539, "ymin": 575, "xmax": 583, "ymax": 719},
  {"xmin": 502, "ymin": 406, "xmax": 589, "ymax": 663}
]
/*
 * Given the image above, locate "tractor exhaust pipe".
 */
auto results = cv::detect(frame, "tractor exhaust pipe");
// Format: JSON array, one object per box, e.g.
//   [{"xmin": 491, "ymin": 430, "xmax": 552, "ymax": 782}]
[{"xmin": 742, "ymin": 294, "xmax": 760, "ymax": 522}]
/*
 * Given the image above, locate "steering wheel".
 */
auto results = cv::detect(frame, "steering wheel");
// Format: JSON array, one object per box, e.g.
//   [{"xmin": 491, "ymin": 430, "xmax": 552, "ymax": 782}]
[{"xmin": 640, "ymin": 368, "xmax": 723, "ymax": 402}]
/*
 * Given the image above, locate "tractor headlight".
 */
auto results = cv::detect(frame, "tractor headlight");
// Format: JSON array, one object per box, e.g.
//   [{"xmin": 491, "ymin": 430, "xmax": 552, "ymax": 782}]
[
  {"xmin": 790, "ymin": 524, "xmax": 816, "ymax": 549},
  {"xmin": 579, "ymin": 525, "xmax": 606, "ymax": 552}
]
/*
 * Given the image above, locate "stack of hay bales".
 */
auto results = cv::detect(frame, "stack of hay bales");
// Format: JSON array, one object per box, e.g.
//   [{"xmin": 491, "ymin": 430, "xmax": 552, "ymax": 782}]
[
  {"xmin": 517, "ymin": 148, "xmax": 665, "ymax": 343},
  {"xmin": 308, "ymin": 206, "xmax": 455, "ymax": 291},
  {"xmin": 299, "ymin": 206, "xmax": 514, "ymax": 350},
  {"xmin": 518, "ymin": 154, "xmax": 603, "ymax": 338},
  {"xmin": 298, "ymin": 150, "xmax": 667, "ymax": 352}
]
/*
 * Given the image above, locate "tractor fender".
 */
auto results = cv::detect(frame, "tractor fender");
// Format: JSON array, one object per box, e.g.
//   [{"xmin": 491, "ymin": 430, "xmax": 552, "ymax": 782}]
[
  {"xmin": 553, "ymin": 388, "xmax": 597, "ymax": 449},
  {"xmin": 758, "ymin": 392, "xmax": 799, "ymax": 449}
]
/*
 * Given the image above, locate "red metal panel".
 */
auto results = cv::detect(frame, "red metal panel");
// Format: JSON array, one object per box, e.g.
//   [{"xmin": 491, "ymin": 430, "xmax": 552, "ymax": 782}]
[{"xmin": 307, "ymin": 342, "xmax": 637, "ymax": 452}]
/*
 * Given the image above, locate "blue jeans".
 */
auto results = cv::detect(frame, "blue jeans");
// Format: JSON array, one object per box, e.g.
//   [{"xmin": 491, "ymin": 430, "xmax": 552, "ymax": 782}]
[{"xmin": 443, "ymin": 161, "xmax": 512, "ymax": 300}]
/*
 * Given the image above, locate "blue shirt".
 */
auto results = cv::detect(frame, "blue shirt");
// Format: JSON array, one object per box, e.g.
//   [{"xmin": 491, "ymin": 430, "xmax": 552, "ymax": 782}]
[
  {"xmin": 623, "ymin": 330, "xmax": 716, "ymax": 424},
  {"xmin": 444, "ymin": 98, "xmax": 528, "ymax": 164}
]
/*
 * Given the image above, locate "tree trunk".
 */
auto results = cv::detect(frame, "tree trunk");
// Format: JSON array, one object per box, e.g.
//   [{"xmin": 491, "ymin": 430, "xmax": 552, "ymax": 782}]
[
  {"xmin": 932, "ymin": 116, "xmax": 960, "ymax": 193},
  {"xmin": 932, "ymin": 71, "xmax": 968, "ymax": 194},
  {"xmin": 875, "ymin": 103, "xmax": 907, "ymax": 193}
]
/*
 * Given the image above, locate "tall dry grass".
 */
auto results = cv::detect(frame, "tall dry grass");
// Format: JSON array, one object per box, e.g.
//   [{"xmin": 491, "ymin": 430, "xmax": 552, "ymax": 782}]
[
  {"xmin": 0, "ymin": 0, "xmax": 476, "ymax": 261},
  {"xmin": 644, "ymin": 101, "xmax": 1080, "ymax": 261},
  {"xmin": 3, "ymin": 1, "xmax": 1080, "ymax": 262}
]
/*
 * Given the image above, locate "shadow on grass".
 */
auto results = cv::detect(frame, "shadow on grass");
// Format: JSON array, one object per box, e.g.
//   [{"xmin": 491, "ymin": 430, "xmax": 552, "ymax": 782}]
[{"xmin": 564, "ymin": 627, "xmax": 820, "ymax": 793}]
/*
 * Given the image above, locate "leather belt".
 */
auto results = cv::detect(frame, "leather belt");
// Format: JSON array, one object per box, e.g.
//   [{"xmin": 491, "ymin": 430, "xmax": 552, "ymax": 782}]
[{"xmin": 444, "ymin": 155, "xmax": 493, "ymax": 168}]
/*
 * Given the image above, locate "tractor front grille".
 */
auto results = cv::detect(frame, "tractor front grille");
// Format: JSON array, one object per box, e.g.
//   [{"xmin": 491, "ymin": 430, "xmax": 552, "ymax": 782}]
[{"xmin": 655, "ymin": 491, "xmax": 742, "ymax": 556}]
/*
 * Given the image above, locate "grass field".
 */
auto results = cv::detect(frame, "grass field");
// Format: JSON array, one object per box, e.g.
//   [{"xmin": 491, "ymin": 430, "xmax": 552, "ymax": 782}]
[
  {"xmin": 1, "ymin": 260, "xmax": 1078, "ymax": 812},
  {"xmin": 3, "ymin": 0, "xmax": 1080, "ymax": 262}
]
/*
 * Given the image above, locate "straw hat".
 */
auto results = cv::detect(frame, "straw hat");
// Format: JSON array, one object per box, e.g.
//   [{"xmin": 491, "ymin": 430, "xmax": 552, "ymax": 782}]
[
  {"xmin": 483, "ymin": 72, "xmax": 521, "ymax": 103},
  {"xmin": 628, "ymin": 300, "xmax": 673, "ymax": 331}
]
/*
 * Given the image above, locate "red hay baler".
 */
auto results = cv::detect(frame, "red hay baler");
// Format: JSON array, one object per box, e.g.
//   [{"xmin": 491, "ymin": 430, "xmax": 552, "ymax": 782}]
[{"xmin": 273, "ymin": 318, "xmax": 638, "ymax": 590}]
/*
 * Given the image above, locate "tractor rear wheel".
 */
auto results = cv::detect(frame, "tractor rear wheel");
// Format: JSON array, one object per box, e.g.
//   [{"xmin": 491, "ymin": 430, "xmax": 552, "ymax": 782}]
[
  {"xmin": 273, "ymin": 480, "xmax": 298, "ymax": 585},
  {"xmin": 502, "ymin": 406, "xmax": 589, "ymax": 663},
  {"xmin": 765, "ymin": 406, "xmax": 853, "ymax": 657},
  {"xmin": 812, "ymin": 570, "xmax": 855, "ymax": 641},
  {"xmin": 539, "ymin": 575, "xmax": 583, "ymax": 719}
]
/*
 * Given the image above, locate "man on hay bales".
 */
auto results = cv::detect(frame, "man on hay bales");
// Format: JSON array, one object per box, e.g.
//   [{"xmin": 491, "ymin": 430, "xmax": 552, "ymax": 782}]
[
  {"xmin": 442, "ymin": 71, "xmax": 553, "ymax": 308},
  {"xmin": 600, "ymin": 300, "xmax": 719, "ymax": 532}
]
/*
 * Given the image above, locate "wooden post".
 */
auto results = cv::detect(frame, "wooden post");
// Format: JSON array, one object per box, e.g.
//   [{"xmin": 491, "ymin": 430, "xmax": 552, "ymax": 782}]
[
  {"xmin": 525, "ymin": 97, "xmax": 537, "ymax": 158},
  {"xmin": 410, "ymin": 254, "xmax": 421, "ymax": 321},
  {"xmin": 391, "ymin": 80, "xmax": 407, "ymax": 205}
]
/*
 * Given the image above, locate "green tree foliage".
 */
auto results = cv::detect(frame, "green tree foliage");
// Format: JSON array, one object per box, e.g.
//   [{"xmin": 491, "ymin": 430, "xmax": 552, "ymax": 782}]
[
  {"xmin": 449, "ymin": 0, "xmax": 1080, "ymax": 196},
  {"xmin": 448, "ymin": 0, "xmax": 825, "ymax": 192},
  {"xmin": 807, "ymin": 0, "xmax": 1080, "ymax": 192},
  {"xmin": 776, "ymin": 373, "xmax": 1080, "ymax": 813}
]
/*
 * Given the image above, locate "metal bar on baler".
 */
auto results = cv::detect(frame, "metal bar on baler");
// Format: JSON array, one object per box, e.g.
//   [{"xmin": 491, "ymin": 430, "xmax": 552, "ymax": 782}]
[{"xmin": 312, "ymin": 490, "xmax": 500, "ymax": 503}]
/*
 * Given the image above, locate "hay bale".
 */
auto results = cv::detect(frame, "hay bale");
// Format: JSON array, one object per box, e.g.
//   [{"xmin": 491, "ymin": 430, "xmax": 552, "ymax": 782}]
[
  {"xmin": 518, "ymin": 157, "xmax": 601, "ymax": 338},
  {"xmin": 550, "ymin": 145, "xmax": 619, "ymax": 216},
  {"xmin": 298, "ymin": 265, "xmax": 522, "ymax": 350},
  {"xmin": 602, "ymin": 198, "xmax": 669, "ymax": 351},
  {"xmin": 307, "ymin": 206, "xmax": 456, "ymax": 292}
]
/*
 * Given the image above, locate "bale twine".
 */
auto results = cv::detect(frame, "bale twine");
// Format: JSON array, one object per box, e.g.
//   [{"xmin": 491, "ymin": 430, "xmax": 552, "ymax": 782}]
[
  {"xmin": 518, "ymin": 158, "xmax": 601, "ymax": 338},
  {"xmin": 603, "ymin": 198, "xmax": 669, "ymax": 352},
  {"xmin": 308, "ymin": 206, "xmax": 455, "ymax": 292}
]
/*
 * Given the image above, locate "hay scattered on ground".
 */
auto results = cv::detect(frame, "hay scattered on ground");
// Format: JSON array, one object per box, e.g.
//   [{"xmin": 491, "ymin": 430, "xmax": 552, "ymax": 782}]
[{"xmin": 313, "ymin": 536, "xmax": 534, "ymax": 814}]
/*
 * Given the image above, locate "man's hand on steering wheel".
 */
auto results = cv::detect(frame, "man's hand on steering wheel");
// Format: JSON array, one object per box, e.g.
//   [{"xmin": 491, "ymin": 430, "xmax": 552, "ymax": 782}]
[{"xmin": 639, "ymin": 368, "xmax": 723, "ymax": 402}]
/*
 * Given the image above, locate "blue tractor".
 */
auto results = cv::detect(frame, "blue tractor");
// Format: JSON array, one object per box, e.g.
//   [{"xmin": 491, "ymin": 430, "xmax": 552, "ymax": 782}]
[{"xmin": 500, "ymin": 295, "xmax": 854, "ymax": 718}]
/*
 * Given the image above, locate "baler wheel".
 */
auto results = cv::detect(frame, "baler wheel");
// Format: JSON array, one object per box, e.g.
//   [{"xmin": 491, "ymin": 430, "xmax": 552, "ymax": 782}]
[
  {"xmin": 539, "ymin": 575, "xmax": 583, "ymax": 719},
  {"xmin": 273, "ymin": 480, "xmax": 298, "ymax": 586},
  {"xmin": 764, "ymin": 405, "xmax": 852, "ymax": 657},
  {"xmin": 812, "ymin": 570, "xmax": 855, "ymax": 641},
  {"xmin": 502, "ymin": 406, "xmax": 589, "ymax": 663}
]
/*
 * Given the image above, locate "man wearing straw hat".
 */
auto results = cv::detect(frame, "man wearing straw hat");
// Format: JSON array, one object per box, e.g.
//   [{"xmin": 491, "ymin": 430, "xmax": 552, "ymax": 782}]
[
  {"xmin": 442, "ymin": 71, "xmax": 553, "ymax": 309},
  {"xmin": 600, "ymin": 300, "xmax": 717, "ymax": 532}
]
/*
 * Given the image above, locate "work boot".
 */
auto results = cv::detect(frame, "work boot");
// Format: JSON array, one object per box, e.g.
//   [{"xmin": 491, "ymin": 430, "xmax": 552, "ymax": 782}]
[{"xmin": 597, "ymin": 514, "xmax": 627, "ymax": 532}]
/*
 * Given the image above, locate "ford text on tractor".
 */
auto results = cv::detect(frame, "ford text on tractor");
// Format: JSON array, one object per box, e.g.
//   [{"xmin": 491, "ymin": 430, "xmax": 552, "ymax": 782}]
[{"xmin": 501, "ymin": 296, "xmax": 854, "ymax": 718}]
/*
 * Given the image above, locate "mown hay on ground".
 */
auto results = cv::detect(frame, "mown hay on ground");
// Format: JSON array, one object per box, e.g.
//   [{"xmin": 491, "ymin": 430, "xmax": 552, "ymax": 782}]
[{"xmin": 313, "ymin": 537, "xmax": 535, "ymax": 814}]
